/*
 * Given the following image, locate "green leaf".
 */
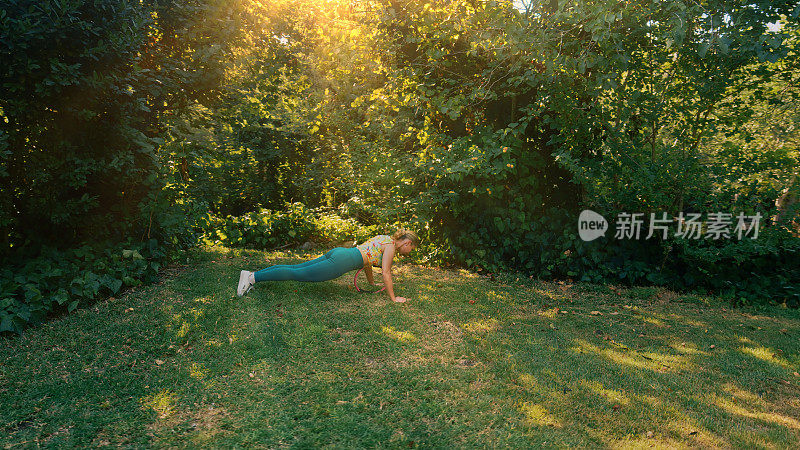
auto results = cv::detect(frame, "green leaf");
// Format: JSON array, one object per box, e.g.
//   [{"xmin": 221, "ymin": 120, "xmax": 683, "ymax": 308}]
[
  {"xmin": 698, "ymin": 41, "xmax": 711, "ymax": 58},
  {"xmin": 0, "ymin": 314, "xmax": 13, "ymax": 333},
  {"xmin": 718, "ymin": 36, "xmax": 729, "ymax": 54},
  {"xmin": 53, "ymin": 290, "xmax": 69, "ymax": 306}
]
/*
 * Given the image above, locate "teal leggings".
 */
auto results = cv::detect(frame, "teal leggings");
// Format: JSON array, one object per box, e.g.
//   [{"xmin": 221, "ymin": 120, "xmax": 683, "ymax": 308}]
[{"xmin": 253, "ymin": 247, "xmax": 364, "ymax": 283}]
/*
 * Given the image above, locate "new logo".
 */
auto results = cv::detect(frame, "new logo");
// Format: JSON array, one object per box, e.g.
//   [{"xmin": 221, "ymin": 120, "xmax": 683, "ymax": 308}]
[{"xmin": 578, "ymin": 210, "xmax": 608, "ymax": 241}]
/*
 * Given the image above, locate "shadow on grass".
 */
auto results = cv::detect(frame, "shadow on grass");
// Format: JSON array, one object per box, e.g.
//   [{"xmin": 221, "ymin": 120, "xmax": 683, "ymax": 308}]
[
  {"xmin": 442, "ymin": 281, "xmax": 800, "ymax": 447},
  {"xmin": 1, "ymin": 245, "xmax": 798, "ymax": 447}
]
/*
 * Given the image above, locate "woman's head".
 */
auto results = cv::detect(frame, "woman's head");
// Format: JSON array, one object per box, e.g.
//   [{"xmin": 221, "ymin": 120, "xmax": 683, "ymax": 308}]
[{"xmin": 392, "ymin": 228, "xmax": 419, "ymax": 255}]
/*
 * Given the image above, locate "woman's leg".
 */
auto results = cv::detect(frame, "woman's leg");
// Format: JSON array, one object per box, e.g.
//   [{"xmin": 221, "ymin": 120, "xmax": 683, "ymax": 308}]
[
  {"xmin": 254, "ymin": 252, "xmax": 328, "ymax": 276},
  {"xmin": 254, "ymin": 247, "xmax": 362, "ymax": 282}
]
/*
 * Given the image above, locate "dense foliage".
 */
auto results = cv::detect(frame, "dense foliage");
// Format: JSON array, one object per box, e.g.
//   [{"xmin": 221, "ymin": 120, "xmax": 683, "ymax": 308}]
[
  {"xmin": 203, "ymin": 202, "xmax": 379, "ymax": 249},
  {"xmin": 270, "ymin": 0, "xmax": 799, "ymax": 302},
  {"xmin": 2, "ymin": 0, "xmax": 799, "ymax": 332},
  {"xmin": 0, "ymin": 0, "xmax": 244, "ymax": 331},
  {"xmin": 0, "ymin": 239, "xmax": 166, "ymax": 334}
]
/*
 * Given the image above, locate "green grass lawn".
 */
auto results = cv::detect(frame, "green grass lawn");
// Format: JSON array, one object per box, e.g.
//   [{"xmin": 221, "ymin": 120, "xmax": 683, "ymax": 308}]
[{"xmin": 2, "ymin": 245, "xmax": 799, "ymax": 448}]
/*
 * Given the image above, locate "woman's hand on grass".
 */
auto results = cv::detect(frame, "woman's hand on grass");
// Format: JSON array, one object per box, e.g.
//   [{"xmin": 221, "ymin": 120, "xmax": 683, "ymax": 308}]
[{"xmin": 393, "ymin": 296, "xmax": 408, "ymax": 303}]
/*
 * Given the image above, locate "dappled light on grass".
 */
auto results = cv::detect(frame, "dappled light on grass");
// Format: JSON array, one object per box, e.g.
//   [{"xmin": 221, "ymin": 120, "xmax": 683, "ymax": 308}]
[
  {"xmin": 531, "ymin": 287, "xmax": 568, "ymax": 302},
  {"xmin": 3, "ymin": 247, "xmax": 799, "ymax": 448},
  {"xmin": 722, "ymin": 382, "xmax": 765, "ymax": 404},
  {"xmin": 455, "ymin": 268, "xmax": 479, "ymax": 278},
  {"xmin": 518, "ymin": 402, "xmax": 562, "ymax": 428},
  {"xmin": 740, "ymin": 345, "xmax": 794, "ymax": 369},
  {"xmin": 570, "ymin": 338, "xmax": 693, "ymax": 373},
  {"xmin": 649, "ymin": 312, "xmax": 712, "ymax": 331},
  {"xmin": 652, "ymin": 418, "xmax": 727, "ymax": 448},
  {"xmin": 537, "ymin": 306, "xmax": 561, "ymax": 318},
  {"xmin": 416, "ymin": 293, "xmax": 435, "ymax": 303},
  {"xmin": 668, "ymin": 341, "xmax": 708, "ymax": 355},
  {"xmin": 189, "ymin": 362, "xmax": 207, "ymax": 379},
  {"xmin": 418, "ymin": 283, "xmax": 436, "ymax": 293},
  {"xmin": 205, "ymin": 338, "xmax": 223, "ymax": 347},
  {"xmin": 141, "ymin": 389, "xmax": 177, "ymax": 419},
  {"xmin": 176, "ymin": 322, "xmax": 191, "ymax": 338},
  {"xmin": 168, "ymin": 307, "xmax": 206, "ymax": 339},
  {"xmin": 460, "ymin": 318, "xmax": 499, "ymax": 333},
  {"xmin": 640, "ymin": 316, "xmax": 666, "ymax": 326},
  {"xmin": 683, "ymin": 318, "xmax": 708, "ymax": 328},
  {"xmin": 516, "ymin": 373, "xmax": 541, "ymax": 391},
  {"xmin": 381, "ymin": 326, "xmax": 416, "ymax": 343},
  {"xmin": 579, "ymin": 379, "xmax": 631, "ymax": 406},
  {"xmin": 713, "ymin": 393, "xmax": 800, "ymax": 429},
  {"xmin": 485, "ymin": 290, "xmax": 512, "ymax": 301}
]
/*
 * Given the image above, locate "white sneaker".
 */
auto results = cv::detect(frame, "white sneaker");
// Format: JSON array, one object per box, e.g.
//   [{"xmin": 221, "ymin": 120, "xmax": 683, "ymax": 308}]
[{"xmin": 237, "ymin": 270, "xmax": 254, "ymax": 297}]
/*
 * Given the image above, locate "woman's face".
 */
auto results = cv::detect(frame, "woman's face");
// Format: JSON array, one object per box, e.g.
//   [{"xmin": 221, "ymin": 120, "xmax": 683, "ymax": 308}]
[{"xmin": 397, "ymin": 239, "xmax": 416, "ymax": 255}]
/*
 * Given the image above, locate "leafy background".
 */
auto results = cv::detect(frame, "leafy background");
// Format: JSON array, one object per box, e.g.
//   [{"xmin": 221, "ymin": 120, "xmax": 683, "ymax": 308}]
[{"xmin": 1, "ymin": 0, "xmax": 799, "ymax": 333}]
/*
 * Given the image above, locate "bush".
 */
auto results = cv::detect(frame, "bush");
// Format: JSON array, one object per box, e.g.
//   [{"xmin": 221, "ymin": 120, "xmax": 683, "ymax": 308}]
[
  {"xmin": 528, "ymin": 223, "xmax": 799, "ymax": 307},
  {"xmin": 0, "ymin": 239, "xmax": 170, "ymax": 334},
  {"xmin": 430, "ymin": 200, "xmax": 799, "ymax": 308},
  {"xmin": 314, "ymin": 211, "xmax": 380, "ymax": 244},
  {"xmin": 666, "ymin": 226, "xmax": 800, "ymax": 307},
  {"xmin": 203, "ymin": 203, "xmax": 379, "ymax": 250}
]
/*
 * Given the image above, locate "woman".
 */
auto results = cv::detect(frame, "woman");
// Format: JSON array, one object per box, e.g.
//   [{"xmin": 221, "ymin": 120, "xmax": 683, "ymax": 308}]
[{"xmin": 236, "ymin": 229, "xmax": 419, "ymax": 303}]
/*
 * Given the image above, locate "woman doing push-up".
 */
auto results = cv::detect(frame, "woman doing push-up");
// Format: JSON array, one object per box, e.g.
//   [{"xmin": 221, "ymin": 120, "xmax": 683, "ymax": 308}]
[{"xmin": 236, "ymin": 229, "xmax": 419, "ymax": 303}]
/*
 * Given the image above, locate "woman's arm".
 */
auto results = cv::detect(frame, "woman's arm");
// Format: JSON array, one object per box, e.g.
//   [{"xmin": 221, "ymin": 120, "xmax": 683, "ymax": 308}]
[
  {"xmin": 381, "ymin": 244, "xmax": 407, "ymax": 302},
  {"xmin": 364, "ymin": 264, "xmax": 383, "ymax": 286},
  {"xmin": 364, "ymin": 263, "xmax": 375, "ymax": 285}
]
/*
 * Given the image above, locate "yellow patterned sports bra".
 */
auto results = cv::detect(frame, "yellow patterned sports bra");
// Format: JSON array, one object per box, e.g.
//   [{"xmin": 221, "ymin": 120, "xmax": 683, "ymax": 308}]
[{"xmin": 356, "ymin": 235, "xmax": 393, "ymax": 266}]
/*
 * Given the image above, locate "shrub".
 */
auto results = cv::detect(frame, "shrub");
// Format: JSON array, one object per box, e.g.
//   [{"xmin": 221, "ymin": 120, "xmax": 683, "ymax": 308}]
[
  {"xmin": 666, "ymin": 226, "xmax": 800, "ymax": 307},
  {"xmin": 204, "ymin": 203, "xmax": 381, "ymax": 250},
  {"xmin": 0, "ymin": 239, "xmax": 170, "ymax": 334}
]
